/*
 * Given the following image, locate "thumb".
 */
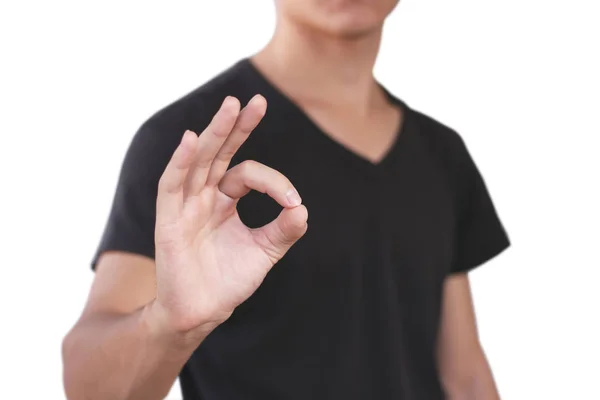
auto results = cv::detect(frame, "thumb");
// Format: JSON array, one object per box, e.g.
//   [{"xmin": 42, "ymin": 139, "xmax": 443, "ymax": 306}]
[{"xmin": 252, "ymin": 205, "xmax": 308, "ymax": 263}]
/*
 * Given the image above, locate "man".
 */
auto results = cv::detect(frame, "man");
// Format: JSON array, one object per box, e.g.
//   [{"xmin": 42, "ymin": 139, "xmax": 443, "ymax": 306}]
[{"xmin": 62, "ymin": 1, "xmax": 510, "ymax": 399}]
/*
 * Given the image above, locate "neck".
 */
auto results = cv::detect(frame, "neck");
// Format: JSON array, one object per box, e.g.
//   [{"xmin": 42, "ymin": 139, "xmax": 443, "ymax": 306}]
[{"xmin": 252, "ymin": 20, "xmax": 384, "ymax": 113}]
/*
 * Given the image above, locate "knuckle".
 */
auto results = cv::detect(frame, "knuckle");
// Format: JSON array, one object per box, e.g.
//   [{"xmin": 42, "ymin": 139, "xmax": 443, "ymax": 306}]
[
  {"xmin": 273, "ymin": 170, "xmax": 291, "ymax": 188},
  {"xmin": 256, "ymin": 229, "xmax": 283, "ymax": 264},
  {"xmin": 282, "ymin": 175, "xmax": 293, "ymax": 188},
  {"xmin": 216, "ymin": 147, "xmax": 235, "ymax": 160},
  {"xmin": 239, "ymin": 159, "xmax": 259, "ymax": 173}
]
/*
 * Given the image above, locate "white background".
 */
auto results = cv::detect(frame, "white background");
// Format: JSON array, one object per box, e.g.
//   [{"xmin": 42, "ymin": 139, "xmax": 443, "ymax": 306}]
[{"xmin": 1, "ymin": 1, "xmax": 599, "ymax": 399}]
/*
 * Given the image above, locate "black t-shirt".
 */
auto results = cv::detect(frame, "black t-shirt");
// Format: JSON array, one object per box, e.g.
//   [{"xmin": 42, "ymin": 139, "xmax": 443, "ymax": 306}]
[{"xmin": 93, "ymin": 59, "xmax": 510, "ymax": 399}]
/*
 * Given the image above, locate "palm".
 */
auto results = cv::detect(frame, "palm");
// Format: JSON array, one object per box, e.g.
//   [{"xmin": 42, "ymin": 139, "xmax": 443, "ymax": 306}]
[
  {"xmin": 192, "ymin": 191, "xmax": 274, "ymax": 313},
  {"xmin": 153, "ymin": 96, "xmax": 307, "ymax": 332}
]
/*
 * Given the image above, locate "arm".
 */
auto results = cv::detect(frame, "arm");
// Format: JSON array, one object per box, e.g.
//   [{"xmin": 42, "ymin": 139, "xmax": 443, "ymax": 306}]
[
  {"xmin": 62, "ymin": 253, "xmax": 213, "ymax": 400},
  {"xmin": 62, "ymin": 95, "xmax": 308, "ymax": 400},
  {"xmin": 437, "ymin": 274, "xmax": 500, "ymax": 400}
]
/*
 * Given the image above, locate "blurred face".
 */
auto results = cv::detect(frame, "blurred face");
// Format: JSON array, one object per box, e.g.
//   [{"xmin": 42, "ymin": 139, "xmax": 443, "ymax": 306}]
[{"xmin": 276, "ymin": 0, "xmax": 400, "ymax": 38}]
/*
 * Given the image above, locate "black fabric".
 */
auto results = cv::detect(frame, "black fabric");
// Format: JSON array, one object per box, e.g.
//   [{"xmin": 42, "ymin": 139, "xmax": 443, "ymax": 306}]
[{"xmin": 92, "ymin": 59, "xmax": 510, "ymax": 399}]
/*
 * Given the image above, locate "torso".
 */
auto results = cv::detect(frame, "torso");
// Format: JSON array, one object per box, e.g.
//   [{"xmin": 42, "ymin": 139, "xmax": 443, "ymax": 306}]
[
  {"xmin": 156, "ymin": 59, "xmax": 466, "ymax": 400},
  {"xmin": 250, "ymin": 57, "xmax": 404, "ymax": 165},
  {"xmin": 295, "ymin": 94, "xmax": 403, "ymax": 164}
]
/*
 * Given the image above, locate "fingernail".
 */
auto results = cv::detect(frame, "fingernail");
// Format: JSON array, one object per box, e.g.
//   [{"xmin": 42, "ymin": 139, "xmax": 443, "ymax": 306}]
[{"xmin": 286, "ymin": 189, "xmax": 302, "ymax": 207}]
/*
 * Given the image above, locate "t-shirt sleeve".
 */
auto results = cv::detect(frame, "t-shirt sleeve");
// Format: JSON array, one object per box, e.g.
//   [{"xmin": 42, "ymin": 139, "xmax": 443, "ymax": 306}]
[
  {"xmin": 451, "ymin": 138, "xmax": 510, "ymax": 274},
  {"xmin": 91, "ymin": 120, "xmax": 179, "ymax": 270}
]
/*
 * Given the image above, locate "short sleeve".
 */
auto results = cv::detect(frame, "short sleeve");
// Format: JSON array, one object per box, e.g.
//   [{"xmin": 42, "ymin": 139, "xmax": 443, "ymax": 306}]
[
  {"xmin": 91, "ymin": 121, "xmax": 180, "ymax": 270},
  {"xmin": 451, "ymin": 139, "xmax": 510, "ymax": 274}
]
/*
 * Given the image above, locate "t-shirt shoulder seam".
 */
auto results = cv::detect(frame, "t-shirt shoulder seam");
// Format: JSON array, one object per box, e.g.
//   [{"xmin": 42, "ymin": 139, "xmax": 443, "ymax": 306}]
[{"xmin": 410, "ymin": 108, "xmax": 465, "ymax": 145}]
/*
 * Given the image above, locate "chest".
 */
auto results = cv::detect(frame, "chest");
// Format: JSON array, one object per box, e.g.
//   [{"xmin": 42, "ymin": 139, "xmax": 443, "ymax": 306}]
[
  {"xmin": 295, "ymin": 103, "xmax": 403, "ymax": 164},
  {"xmin": 235, "ymin": 139, "xmax": 457, "ymax": 295}
]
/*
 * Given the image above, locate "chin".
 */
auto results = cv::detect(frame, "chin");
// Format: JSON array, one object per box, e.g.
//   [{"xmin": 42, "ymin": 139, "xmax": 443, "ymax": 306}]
[
  {"xmin": 322, "ymin": 18, "xmax": 384, "ymax": 39},
  {"xmin": 279, "ymin": 0, "xmax": 398, "ymax": 39}
]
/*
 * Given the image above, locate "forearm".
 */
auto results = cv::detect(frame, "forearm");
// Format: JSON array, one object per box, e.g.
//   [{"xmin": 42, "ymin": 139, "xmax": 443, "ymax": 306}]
[{"xmin": 62, "ymin": 301, "xmax": 213, "ymax": 400}]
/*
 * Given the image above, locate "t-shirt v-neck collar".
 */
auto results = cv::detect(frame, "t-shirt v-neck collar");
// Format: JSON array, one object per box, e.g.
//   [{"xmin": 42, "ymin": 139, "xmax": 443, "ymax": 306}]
[{"xmin": 237, "ymin": 58, "xmax": 413, "ymax": 172}]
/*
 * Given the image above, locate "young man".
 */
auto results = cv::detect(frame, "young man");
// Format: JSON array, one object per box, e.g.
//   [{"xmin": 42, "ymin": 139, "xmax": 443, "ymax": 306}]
[{"xmin": 63, "ymin": 1, "xmax": 510, "ymax": 399}]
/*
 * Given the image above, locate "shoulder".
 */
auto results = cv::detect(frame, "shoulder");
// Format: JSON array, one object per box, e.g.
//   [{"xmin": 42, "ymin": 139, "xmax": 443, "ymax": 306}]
[
  {"xmin": 122, "ymin": 60, "xmax": 252, "ymax": 177},
  {"xmin": 140, "ymin": 60, "xmax": 250, "ymax": 137},
  {"xmin": 402, "ymin": 104, "xmax": 480, "ymax": 198},
  {"xmin": 408, "ymin": 107, "xmax": 469, "ymax": 166}
]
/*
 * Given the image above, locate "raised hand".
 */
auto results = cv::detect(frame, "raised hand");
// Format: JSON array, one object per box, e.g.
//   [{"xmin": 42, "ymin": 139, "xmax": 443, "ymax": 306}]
[{"xmin": 152, "ymin": 95, "xmax": 308, "ymax": 334}]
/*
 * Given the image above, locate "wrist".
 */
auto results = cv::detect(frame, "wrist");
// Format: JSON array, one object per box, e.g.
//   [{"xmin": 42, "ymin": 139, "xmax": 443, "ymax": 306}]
[{"xmin": 143, "ymin": 300, "xmax": 219, "ymax": 351}]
